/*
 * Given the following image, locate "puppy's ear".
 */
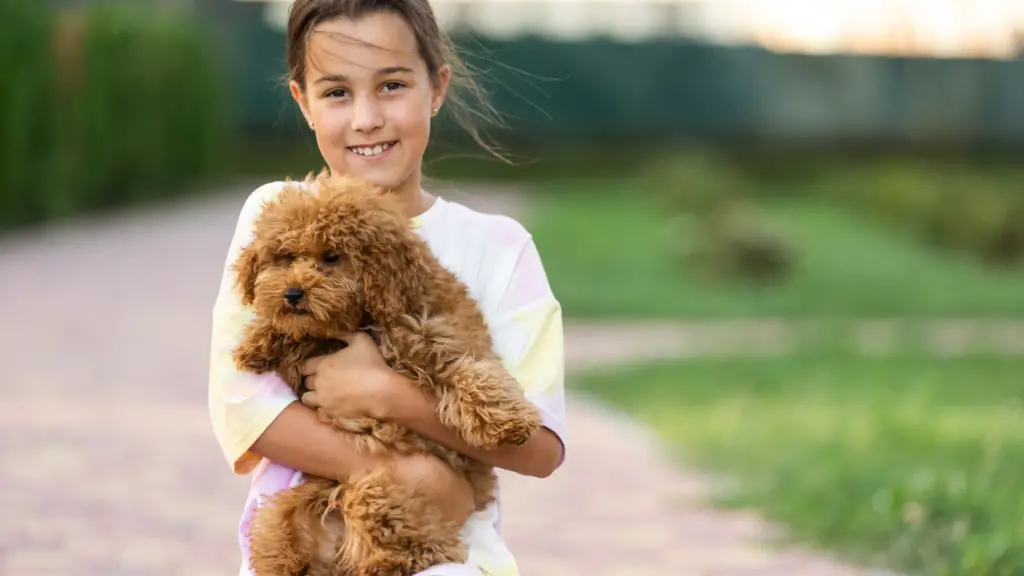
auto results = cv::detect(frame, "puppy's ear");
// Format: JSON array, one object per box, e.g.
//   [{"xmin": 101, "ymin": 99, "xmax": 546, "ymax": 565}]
[
  {"xmin": 359, "ymin": 214, "xmax": 428, "ymax": 324},
  {"xmin": 232, "ymin": 243, "xmax": 260, "ymax": 306}
]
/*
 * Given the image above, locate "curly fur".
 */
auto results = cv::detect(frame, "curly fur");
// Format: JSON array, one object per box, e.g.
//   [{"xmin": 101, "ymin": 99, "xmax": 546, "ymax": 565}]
[{"xmin": 232, "ymin": 170, "xmax": 543, "ymax": 576}]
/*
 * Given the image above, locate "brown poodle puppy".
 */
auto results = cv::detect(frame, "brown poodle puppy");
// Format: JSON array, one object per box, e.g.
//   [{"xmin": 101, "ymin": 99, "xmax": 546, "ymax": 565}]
[{"xmin": 231, "ymin": 170, "xmax": 542, "ymax": 576}]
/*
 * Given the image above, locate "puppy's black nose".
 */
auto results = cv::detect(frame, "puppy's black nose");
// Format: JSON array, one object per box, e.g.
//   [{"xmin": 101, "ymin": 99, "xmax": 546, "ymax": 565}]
[{"xmin": 284, "ymin": 287, "xmax": 305, "ymax": 305}]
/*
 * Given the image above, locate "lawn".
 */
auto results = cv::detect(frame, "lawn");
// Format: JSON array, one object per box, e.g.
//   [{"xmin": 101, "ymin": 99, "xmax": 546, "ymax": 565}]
[
  {"xmin": 572, "ymin": 353, "xmax": 1024, "ymax": 576},
  {"xmin": 527, "ymin": 180, "xmax": 1024, "ymax": 319}
]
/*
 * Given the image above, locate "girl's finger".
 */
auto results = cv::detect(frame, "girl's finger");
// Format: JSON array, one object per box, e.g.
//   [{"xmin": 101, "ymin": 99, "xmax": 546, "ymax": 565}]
[
  {"xmin": 300, "ymin": 356, "xmax": 324, "ymax": 376},
  {"xmin": 301, "ymin": 390, "xmax": 320, "ymax": 408}
]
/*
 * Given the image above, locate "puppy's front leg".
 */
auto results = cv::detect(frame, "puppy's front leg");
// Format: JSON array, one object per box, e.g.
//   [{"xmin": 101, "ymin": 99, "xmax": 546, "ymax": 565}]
[
  {"xmin": 383, "ymin": 318, "xmax": 543, "ymax": 450},
  {"xmin": 233, "ymin": 319, "xmax": 308, "ymax": 393},
  {"xmin": 436, "ymin": 355, "xmax": 543, "ymax": 450}
]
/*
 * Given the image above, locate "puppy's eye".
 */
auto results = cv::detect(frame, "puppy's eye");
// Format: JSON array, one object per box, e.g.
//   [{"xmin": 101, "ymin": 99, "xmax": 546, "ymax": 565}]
[
  {"xmin": 322, "ymin": 251, "xmax": 341, "ymax": 265},
  {"xmin": 276, "ymin": 253, "xmax": 295, "ymax": 264}
]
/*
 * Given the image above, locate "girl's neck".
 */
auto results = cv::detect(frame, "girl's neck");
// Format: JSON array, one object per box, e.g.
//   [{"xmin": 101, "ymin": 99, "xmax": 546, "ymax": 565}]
[
  {"xmin": 323, "ymin": 169, "xmax": 435, "ymax": 220},
  {"xmin": 389, "ymin": 173, "xmax": 435, "ymax": 220}
]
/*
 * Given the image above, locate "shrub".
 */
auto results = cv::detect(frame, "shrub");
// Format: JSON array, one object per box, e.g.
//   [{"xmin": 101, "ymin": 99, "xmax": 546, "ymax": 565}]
[
  {"xmin": 646, "ymin": 149, "xmax": 798, "ymax": 282},
  {"xmin": 644, "ymin": 149, "xmax": 752, "ymax": 216},
  {"xmin": 664, "ymin": 200, "xmax": 798, "ymax": 283},
  {"xmin": 0, "ymin": 0, "xmax": 58, "ymax": 229},
  {"xmin": 644, "ymin": 150, "xmax": 1024, "ymax": 267},
  {"xmin": 823, "ymin": 159, "xmax": 1024, "ymax": 265},
  {"xmin": 0, "ymin": 3, "xmax": 227, "ymax": 232}
]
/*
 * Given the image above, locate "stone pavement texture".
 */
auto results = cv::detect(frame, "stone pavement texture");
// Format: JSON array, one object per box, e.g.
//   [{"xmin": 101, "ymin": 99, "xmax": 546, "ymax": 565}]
[{"xmin": 1, "ymin": 184, "xmax": 875, "ymax": 575}]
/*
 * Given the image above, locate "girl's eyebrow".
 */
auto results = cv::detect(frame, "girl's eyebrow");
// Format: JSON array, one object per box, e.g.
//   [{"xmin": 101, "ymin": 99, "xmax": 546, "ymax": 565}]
[
  {"xmin": 376, "ymin": 66, "xmax": 415, "ymax": 76},
  {"xmin": 313, "ymin": 67, "xmax": 414, "ymax": 84}
]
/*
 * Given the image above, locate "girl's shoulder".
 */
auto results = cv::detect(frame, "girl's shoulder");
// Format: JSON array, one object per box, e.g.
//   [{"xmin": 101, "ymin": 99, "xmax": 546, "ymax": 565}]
[
  {"xmin": 427, "ymin": 195, "xmax": 535, "ymax": 251},
  {"xmin": 422, "ymin": 196, "xmax": 540, "ymax": 313},
  {"xmin": 235, "ymin": 180, "xmax": 299, "ymax": 220}
]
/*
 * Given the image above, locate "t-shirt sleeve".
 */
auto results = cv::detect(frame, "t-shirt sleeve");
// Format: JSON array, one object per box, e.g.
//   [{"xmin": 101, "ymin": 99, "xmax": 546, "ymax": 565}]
[
  {"xmin": 488, "ymin": 235, "xmax": 567, "ymax": 467},
  {"xmin": 208, "ymin": 183, "xmax": 298, "ymax": 475}
]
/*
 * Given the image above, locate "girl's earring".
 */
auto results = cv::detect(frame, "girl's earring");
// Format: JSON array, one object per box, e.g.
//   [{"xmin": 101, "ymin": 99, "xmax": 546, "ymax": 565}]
[
  {"xmin": 431, "ymin": 107, "xmax": 439, "ymax": 117},
  {"xmin": 309, "ymin": 121, "xmax": 315, "ymax": 131}
]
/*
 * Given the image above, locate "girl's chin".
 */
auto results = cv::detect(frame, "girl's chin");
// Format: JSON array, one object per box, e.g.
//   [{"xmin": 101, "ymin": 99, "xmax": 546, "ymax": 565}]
[
  {"xmin": 326, "ymin": 150, "xmax": 417, "ymax": 191},
  {"xmin": 341, "ymin": 166, "xmax": 411, "ymax": 192}
]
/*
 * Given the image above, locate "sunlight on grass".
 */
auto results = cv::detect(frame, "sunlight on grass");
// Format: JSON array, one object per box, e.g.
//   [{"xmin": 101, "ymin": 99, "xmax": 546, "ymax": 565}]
[{"xmin": 573, "ymin": 354, "xmax": 1024, "ymax": 575}]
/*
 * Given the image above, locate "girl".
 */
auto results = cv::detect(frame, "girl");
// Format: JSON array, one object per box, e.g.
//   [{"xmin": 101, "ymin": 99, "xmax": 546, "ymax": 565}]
[{"xmin": 207, "ymin": 1, "xmax": 567, "ymax": 575}]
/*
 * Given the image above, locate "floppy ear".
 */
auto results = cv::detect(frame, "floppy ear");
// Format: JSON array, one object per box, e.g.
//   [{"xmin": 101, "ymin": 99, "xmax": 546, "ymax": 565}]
[
  {"xmin": 359, "ymin": 214, "xmax": 429, "ymax": 324},
  {"xmin": 232, "ymin": 243, "xmax": 261, "ymax": 306}
]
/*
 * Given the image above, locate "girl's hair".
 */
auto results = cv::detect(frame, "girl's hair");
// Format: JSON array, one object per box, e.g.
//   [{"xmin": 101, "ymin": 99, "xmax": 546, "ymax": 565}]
[{"xmin": 286, "ymin": 0, "xmax": 505, "ymax": 158}]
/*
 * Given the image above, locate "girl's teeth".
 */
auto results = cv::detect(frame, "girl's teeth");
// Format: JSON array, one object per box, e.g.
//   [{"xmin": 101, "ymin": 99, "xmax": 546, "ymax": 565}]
[{"xmin": 354, "ymin": 142, "xmax": 392, "ymax": 156}]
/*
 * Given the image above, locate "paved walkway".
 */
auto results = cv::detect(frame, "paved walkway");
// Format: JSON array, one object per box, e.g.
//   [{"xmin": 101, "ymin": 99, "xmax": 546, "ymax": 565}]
[{"xmin": 0, "ymin": 183, "xmax": 897, "ymax": 575}]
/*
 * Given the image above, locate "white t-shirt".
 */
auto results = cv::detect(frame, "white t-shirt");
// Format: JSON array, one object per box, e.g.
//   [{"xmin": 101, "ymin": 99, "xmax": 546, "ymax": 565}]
[{"xmin": 208, "ymin": 182, "xmax": 567, "ymax": 576}]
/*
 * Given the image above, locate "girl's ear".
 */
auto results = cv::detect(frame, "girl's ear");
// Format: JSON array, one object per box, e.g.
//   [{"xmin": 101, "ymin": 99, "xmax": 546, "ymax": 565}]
[
  {"xmin": 431, "ymin": 64, "xmax": 451, "ymax": 115},
  {"xmin": 290, "ymin": 80, "xmax": 315, "ymax": 130}
]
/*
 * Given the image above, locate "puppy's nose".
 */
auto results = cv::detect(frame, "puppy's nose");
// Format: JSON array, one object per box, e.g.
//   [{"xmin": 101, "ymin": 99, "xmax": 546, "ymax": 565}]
[{"xmin": 284, "ymin": 287, "xmax": 305, "ymax": 306}]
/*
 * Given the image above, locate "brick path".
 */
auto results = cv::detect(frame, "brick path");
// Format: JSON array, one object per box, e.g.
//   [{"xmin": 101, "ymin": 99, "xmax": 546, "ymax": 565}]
[{"xmin": 1, "ymin": 184, "xmax": 891, "ymax": 575}]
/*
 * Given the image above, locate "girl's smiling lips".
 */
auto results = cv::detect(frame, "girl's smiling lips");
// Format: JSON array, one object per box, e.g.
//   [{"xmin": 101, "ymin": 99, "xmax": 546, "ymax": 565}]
[{"xmin": 348, "ymin": 140, "xmax": 398, "ymax": 160}]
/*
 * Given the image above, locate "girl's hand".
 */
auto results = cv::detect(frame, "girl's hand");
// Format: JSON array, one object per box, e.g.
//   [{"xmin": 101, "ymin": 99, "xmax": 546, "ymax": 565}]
[{"xmin": 299, "ymin": 331, "xmax": 400, "ymax": 421}]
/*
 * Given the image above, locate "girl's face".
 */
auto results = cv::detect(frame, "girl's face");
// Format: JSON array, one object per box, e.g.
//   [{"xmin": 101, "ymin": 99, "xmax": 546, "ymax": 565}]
[{"xmin": 290, "ymin": 11, "xmax": 449, "ymax": 195}]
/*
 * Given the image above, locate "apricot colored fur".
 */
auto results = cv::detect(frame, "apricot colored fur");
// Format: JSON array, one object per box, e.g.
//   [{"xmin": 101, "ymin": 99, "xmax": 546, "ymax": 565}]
[{"xmin": 231, "ymin": 170, "xmax": 542, "ymax": 576}]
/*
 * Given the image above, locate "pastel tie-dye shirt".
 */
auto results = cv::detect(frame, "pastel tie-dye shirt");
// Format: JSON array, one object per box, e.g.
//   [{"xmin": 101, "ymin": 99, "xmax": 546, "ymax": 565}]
[{"xmin": 208, "ymin": 182, "xmax": 567, "ymax": 576}]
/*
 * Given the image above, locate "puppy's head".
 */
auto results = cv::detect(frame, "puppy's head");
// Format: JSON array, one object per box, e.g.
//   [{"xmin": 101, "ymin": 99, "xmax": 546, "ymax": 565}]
[{"xmin": 233, "ymin": 171, "xmax": 426, "ymax": 338}]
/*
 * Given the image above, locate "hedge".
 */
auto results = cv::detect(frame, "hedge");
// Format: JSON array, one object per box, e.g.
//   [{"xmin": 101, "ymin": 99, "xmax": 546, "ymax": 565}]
[
  {"xmin": 0, "ymin": 2, "xmax": 227, "ymax": 231},
  {"xmin": 818, "ymin": 159, "xmax": 1024, "ymax": 265},
  {"xmin": 645, "ymin": 150, "xmax": 1024, "ymax": 266}
]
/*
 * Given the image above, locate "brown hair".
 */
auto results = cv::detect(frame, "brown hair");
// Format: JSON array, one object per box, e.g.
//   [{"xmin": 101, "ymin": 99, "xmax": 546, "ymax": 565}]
[{"xmin": 286, "ymin": 0, "xmax": 505, "ymax": 159}]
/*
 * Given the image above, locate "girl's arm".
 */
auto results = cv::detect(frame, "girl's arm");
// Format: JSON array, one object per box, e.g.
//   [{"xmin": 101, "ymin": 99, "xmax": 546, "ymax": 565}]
[
  {"xmin": 385, "ymin": 382, "xmax": 565, "ymax": 478},
  {"xmin": 247, "ymin": 401, "xmax": 379, "ymax": 480}
]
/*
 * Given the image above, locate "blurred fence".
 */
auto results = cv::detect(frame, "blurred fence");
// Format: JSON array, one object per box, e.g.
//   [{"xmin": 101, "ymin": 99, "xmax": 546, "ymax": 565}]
[
  {"xmin": 213, "ymin": 1, "xmax": 1024, "ymax": 148},
  {"xmin": 4, "ymin": 0, "xmax": 1023, "ymax": 234}
]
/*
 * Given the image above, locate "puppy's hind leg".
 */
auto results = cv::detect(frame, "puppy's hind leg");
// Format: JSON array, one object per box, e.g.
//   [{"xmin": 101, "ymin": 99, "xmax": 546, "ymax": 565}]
[
  {"xmin": 248, "ymin": 476, "xmax": 341, "ymax": 576},
  {"xmin": 340, "ymin": 464, "xmax": 467, "ymax": 576}
]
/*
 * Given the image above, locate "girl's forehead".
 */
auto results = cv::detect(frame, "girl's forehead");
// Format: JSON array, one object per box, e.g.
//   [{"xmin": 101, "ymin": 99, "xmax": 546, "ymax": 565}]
[{"xmin": 307, "ymin": 13, "xmax": 422, "ymax": 75}]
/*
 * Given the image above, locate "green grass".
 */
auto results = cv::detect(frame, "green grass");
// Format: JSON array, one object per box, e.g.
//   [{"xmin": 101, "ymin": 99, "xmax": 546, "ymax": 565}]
[
  {"xmin": 573, "ymin": 353, "xmax": 1024, "ymax": 576},
  {"xmin": 528, "ymin": 181, "xmax": 1024, "ymax": 319}
]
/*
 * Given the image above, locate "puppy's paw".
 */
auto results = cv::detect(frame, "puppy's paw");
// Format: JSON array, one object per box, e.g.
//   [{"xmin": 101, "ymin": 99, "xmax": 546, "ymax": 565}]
[
  {"xmin": 500, "ymin": 403, "xmax": 544, "ymax": 447},
  {"xmin": 233, "ymin": 321, "xmax": 288, "ymax": 374},
  {"xmin": 233, "ymin": 345, "xmax": 274, "ymax": 373},
  {"xmin": 354, "ymin": 556, "xmax": 412, "ymax": 576},
  {"xmin": 486, "ymin": 401, "xmax": 543, "ymax": 448},
  {"xmin": 450, "ymin": 397, "xmax": 542, "ymax": 450}
]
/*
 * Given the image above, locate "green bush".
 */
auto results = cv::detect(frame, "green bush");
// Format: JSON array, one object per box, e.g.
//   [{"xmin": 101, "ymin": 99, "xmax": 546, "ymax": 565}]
[
  {"xmin": 664, "ymin": 201, "xmax": 798, "ymax": 283},
  {"xmin": 642, "ymin": 150, "xmax": 1024, "ymax": 266},
  {"xmin": 0, "ymin": 0, "xmax": 58, "ymax": 229},
  {"xmin": 644, "ymin": 149, "xmax": 752, "ymax": 216},
  {"xmin": 0, "ymin": 3, "xmax": 226, "ymax": 231},
  {"xmin": 822, "ymin": 159, "xmax": 1024, "ymax": 265},
  {"xmin": 644, "ymin": 150, "xmax": 798, "ymax": 282}
]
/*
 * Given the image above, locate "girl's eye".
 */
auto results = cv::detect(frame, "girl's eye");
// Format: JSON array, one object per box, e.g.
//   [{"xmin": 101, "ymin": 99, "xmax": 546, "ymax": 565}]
[
  {"xmin": 325, "ymin": 88, "xmax": 348, "ymax": 99},
  {"xmin": 382, "ymin": 82, "xmax": 405, "ymax": 93}
]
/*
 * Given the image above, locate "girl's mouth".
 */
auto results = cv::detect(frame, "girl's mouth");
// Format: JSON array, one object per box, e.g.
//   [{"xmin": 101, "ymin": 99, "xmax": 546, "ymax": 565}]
[{"xmin": 348, "ymin": 141, "xmax": 397, "ymax": 159}]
